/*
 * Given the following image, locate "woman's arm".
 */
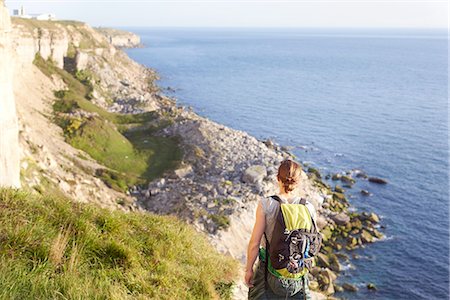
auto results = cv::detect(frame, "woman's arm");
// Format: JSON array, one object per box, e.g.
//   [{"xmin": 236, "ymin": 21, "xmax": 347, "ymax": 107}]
[{"xmin": 244, "ymin": 201, "xmax": 266, "ymax": 287}]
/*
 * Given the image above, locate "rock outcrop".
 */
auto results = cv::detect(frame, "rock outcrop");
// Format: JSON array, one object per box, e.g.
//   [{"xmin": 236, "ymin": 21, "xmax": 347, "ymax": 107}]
[
  {"xmin": 96, "ymin": 27, "xmax": 141, "ymax": 48},
  {"xmin": 11, "ymin": 18, "xmax": 107, "ymax": 68},
  {"xmin": 0, "ymin": 1, "xmax": 20, "ymax": 187}
]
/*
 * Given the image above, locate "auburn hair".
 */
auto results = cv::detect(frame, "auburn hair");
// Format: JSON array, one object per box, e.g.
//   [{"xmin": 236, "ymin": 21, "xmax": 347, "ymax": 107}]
[{"xmin": 277, "ymin": 159, "xmax": 301, "ymax": 193}]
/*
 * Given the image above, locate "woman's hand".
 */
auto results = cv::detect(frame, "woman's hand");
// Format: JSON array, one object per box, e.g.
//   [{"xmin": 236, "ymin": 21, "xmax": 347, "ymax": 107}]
[{"xmin": 244, "ymin": 269, "xmax": 254, "ymax": 288}]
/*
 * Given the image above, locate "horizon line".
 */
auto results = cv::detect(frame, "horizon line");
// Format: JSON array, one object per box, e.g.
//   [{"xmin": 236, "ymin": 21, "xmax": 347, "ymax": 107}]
[{"xmin": 97, "ymin": 24, "xmax": 449, "ymax": 30}]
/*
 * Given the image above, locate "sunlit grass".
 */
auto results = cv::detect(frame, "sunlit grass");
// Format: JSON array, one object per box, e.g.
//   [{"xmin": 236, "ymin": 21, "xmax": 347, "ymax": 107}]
[{"xmin": 0, "ymin": 188, "xmax": 237, "ymax": 299}]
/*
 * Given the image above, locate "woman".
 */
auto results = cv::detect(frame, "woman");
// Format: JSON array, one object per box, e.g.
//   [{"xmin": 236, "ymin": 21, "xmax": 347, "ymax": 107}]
[{"xmin": 245, "ymin": 159, "xmax": 316, "ymax": 300}]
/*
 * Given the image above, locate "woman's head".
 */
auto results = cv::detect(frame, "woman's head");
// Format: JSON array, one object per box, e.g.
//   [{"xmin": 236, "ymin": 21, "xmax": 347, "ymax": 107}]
[{"xmin": 277, "ymin": 159, "xmax": 301, "ymax": 193}]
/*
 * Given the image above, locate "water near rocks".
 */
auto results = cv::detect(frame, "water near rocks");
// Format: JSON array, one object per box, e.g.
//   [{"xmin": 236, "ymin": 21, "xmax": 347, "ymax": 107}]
[{"xmin": 125, "ymin": 28, "xmax": 449, "ymax": 299}]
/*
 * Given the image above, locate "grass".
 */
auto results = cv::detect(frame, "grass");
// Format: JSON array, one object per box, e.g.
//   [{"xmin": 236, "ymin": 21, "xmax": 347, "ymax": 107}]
[
  {"xmin": 0, "ymin": 188, "xmax": 237, "ymax": 300},
  {"xmin": 33, "ymin": 55, "xmax": 182, "ymax": 191},
  {"xmin": 65, "ymin": 118, "xmax": 181, "ymax": 191},
  {"xmin": 208, "ymin": 214, "xmax": 231, "ymax": 231}
]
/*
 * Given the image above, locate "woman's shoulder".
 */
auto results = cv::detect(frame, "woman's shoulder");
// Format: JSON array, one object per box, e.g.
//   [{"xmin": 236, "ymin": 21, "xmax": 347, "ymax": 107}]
[
  {"xmin": 259, "ymin": 196, "xmax": 280, "ymax": 214},
  {"xmin": 304, "ymin": 200, "xmax": 317, "ymax": 220}
]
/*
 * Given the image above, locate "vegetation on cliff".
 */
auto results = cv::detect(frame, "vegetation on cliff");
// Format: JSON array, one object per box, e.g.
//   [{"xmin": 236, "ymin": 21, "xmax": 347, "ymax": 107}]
[
  {"xmin": 33, "ymin": 54, "xmax": 182, "ymax": 192},
  {"xmin": 0, "ymin": 188, "xmax": 237, "ymax": 299}
]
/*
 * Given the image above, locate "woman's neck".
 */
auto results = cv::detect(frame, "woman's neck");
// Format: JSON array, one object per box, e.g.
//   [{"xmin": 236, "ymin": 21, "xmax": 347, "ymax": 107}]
[{"xmin": 278, "ymin": 192, "xmax": 296, "ymax": 203}]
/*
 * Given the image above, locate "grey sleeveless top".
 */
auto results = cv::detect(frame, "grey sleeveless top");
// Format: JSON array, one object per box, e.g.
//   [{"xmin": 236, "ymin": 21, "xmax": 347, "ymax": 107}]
[{"xmin": 260, "ymin": 195, "xmax": 317, "ymax": 248}]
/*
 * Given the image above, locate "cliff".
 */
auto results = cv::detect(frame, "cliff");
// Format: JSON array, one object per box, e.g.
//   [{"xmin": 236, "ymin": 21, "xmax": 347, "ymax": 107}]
[
  {"xmin": 0, "ymin": 0, "xmax": 20, "ymax": 187},
  {"xmin": 11, "ymin": 18, "xmax": 109, "ymax": 69},
  {"xmin": 8, "ymin": 16, "xmax": 166, "ymax": 209}
]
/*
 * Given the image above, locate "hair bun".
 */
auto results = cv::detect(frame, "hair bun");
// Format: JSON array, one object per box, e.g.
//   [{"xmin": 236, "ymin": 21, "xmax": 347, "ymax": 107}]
[{"xmin": 277, "ymin": 160, "xmax": 302, "ymax": 193}]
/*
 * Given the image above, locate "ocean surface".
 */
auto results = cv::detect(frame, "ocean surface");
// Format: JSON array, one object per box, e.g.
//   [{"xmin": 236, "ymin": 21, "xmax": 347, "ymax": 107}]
[{"xmin": 125, "ymin": 28, "xmax": 449, "ymax": 299}]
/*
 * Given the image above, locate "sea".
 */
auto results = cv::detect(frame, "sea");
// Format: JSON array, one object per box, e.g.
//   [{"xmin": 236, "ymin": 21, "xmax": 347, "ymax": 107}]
[{"xmin": 124, "ymin": 28, "xmax": 449, "ymax": 300}]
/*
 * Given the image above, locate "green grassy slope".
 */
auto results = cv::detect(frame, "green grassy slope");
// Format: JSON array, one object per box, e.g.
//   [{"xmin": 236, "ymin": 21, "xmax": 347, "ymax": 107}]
[{"xmin": 0, "ymin": 188, "xmax": 237, "ymax": 299}]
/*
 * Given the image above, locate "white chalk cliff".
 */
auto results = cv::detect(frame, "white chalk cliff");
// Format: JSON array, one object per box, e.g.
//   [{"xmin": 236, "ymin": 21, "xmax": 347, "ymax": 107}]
[{"xmin": 0, "ymin": 0, "xmax": 20, "ymax": 188}]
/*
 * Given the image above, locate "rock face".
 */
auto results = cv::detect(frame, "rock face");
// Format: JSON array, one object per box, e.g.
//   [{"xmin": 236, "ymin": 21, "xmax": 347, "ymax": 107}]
[
  {"xmin": 96, "ymin": 27, "xmax": 141, "ymax": 48},
  {"xmin": 11, "ymin": 18, "xmax": 108, "ymax": 68},
  {"xmin": 0, "ymin": 1, "xmax": 20, "ymax": 187}
]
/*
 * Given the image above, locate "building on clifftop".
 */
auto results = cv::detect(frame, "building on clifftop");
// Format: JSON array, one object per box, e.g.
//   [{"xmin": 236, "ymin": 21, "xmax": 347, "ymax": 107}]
[{"xmin": 12, "ymin": 5, "xmax": 56, "ymax": 20}]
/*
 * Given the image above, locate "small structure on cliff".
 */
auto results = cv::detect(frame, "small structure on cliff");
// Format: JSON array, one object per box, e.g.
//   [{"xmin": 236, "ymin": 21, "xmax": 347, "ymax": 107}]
[{"xmin": 12, "ymin": 5, "xmax": 55, "ymax": 20}]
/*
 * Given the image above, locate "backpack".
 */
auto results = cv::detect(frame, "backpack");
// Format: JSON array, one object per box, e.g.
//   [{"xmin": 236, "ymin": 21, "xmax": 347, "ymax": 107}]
[{"xmin": 264, "ymin": 195, "xmax": 322, "ymax": 279}]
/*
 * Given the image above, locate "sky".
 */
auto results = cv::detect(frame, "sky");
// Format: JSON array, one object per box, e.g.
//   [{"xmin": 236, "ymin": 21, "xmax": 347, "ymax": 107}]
[{"xmin": 4, "ymin": 0, "xmax": 449, "ymax": 28}]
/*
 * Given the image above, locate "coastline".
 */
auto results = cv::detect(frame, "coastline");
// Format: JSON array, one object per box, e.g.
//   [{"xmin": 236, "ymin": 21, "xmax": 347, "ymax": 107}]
[{"xmin": 8, "ymin": 16, "xmax": 387, "ymax": 299}]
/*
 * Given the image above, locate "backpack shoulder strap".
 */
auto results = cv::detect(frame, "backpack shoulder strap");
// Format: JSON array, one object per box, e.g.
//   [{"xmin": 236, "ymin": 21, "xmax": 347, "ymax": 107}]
[
  {"xmin": 270, "ymin": 195, "xmax": 283, "ymax": 203},
  {"xmin": 300, "ymin": 198, "xmax": 319, "ymax": 233}
]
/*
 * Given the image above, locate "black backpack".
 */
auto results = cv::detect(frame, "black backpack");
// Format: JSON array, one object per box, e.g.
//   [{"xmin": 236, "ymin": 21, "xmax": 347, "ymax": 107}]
[{"xmin": 264, "ymin": 195, "xmax": 322, "ymax": 280}]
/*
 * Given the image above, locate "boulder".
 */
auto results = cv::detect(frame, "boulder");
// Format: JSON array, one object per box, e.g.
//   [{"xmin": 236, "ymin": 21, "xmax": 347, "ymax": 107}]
[
  {"xmin": 328, "ymin": 253, "xmax": 341, "ymax": 272},
  {"xmin": 322, "ymin": 281, "xmax": 335, "ymax": 296},
  {"xmin": 322, "ymin": 246, "xmax": 333, "ymax": 254},
  {"xmin": 332, "ymin": 192, "xmax": 346, "ymax": 202},
  {"xmin": 351, "ymin": 218, "xmax": 363, "ymax": 230},
  {"xmin": 354, "ymin": 169, "xmax": 368, "ymax": 178},
  {"xmin": 242, "ymin": 165, "xmax": 267, "ymax": 184},
  {"xmin": 320, "ymin": 227, "xmax": 332, "ymax": 242},
  {"xmin": 347, "ymin": 236, "xmax": 358, "ymax": 248},
  {"xmin": 263, "ymin": 139, "xmax": 274, "ymax": 149},
  {"xmin": 361, "ymin": 229, "xmax": 374, "ymax": 243},
  {"xmin": 359, "ymin": 212, "xmax": 380, "ymax": 223},
  {"xmin": 360, "ymin": 189, "xmax": 371, "ymax": 196},
  {"xmin": 367, "ymin": 283, "xmax": 377, "ymax": 290},
  {"xmin": 174, "ymin": 165, "xmax": 193, "ymax": 178},
  {"xmin": 334, "ymin": 185, "xmax": 345, "ymax": 193},
  {"xmin": 340, "ymin": 175, "xmax": 355, "ymax": 187},
  {"xmin": 372, "ymin": 229, "xmax": 384, "ymax": 239},
  {"xmin": 332, "ymin": 243, "xmax": 342, "ymax": 251},
  {"xmin": 368, "ymin": 212, "xmax": 380, "ymax": 223},
  {"xmin": 334, "ymin": 284, "xmax": 344, "ymax": 293},
  {"xmin": 368, "ymin": 177, "xmax": 388, "ymax": 184},
  {"xmin": 308, "ymin": 167, "xmax": 322, "ymax": 179},
  {"xmin": 321, "ymin": 268, "xmax": 337, "ymax": 282},
  {"xmin": 342, "ymin": 283, "xmax": 359, "ymax": 292},
  {"xmin": 309, "ymin": 280, "xmax": 319, "ymax": 291},
  {"xmin": 316, "ymin": 215, "xmax": 328, "ymax": 230},
  {"xmin": 310, "ymin": 266, "xmax": 321, "ymax": 277},
  {"xmin": 316, "ymin": 253, "xmax": 331, "ymax": 268},
  {"xmin": 331, "ymin": 212, "xmax": 350, "ymax": 226},
  {"xmin": 331, "ymin": 173, "xmax": 341, "ymax": 181},
  {"xmin": 350, "ymin": 228, "xmax": 360, "ymax": 235},
  {"xmin": 318, "ymin": 269, "xmax": 336, "ymax": 295}
]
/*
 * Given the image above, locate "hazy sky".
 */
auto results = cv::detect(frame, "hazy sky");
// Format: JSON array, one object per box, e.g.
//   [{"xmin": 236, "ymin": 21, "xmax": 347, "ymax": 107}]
[{"xmin": 5, "ymin": 0, "xmax": 449, "ymax": 28}]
